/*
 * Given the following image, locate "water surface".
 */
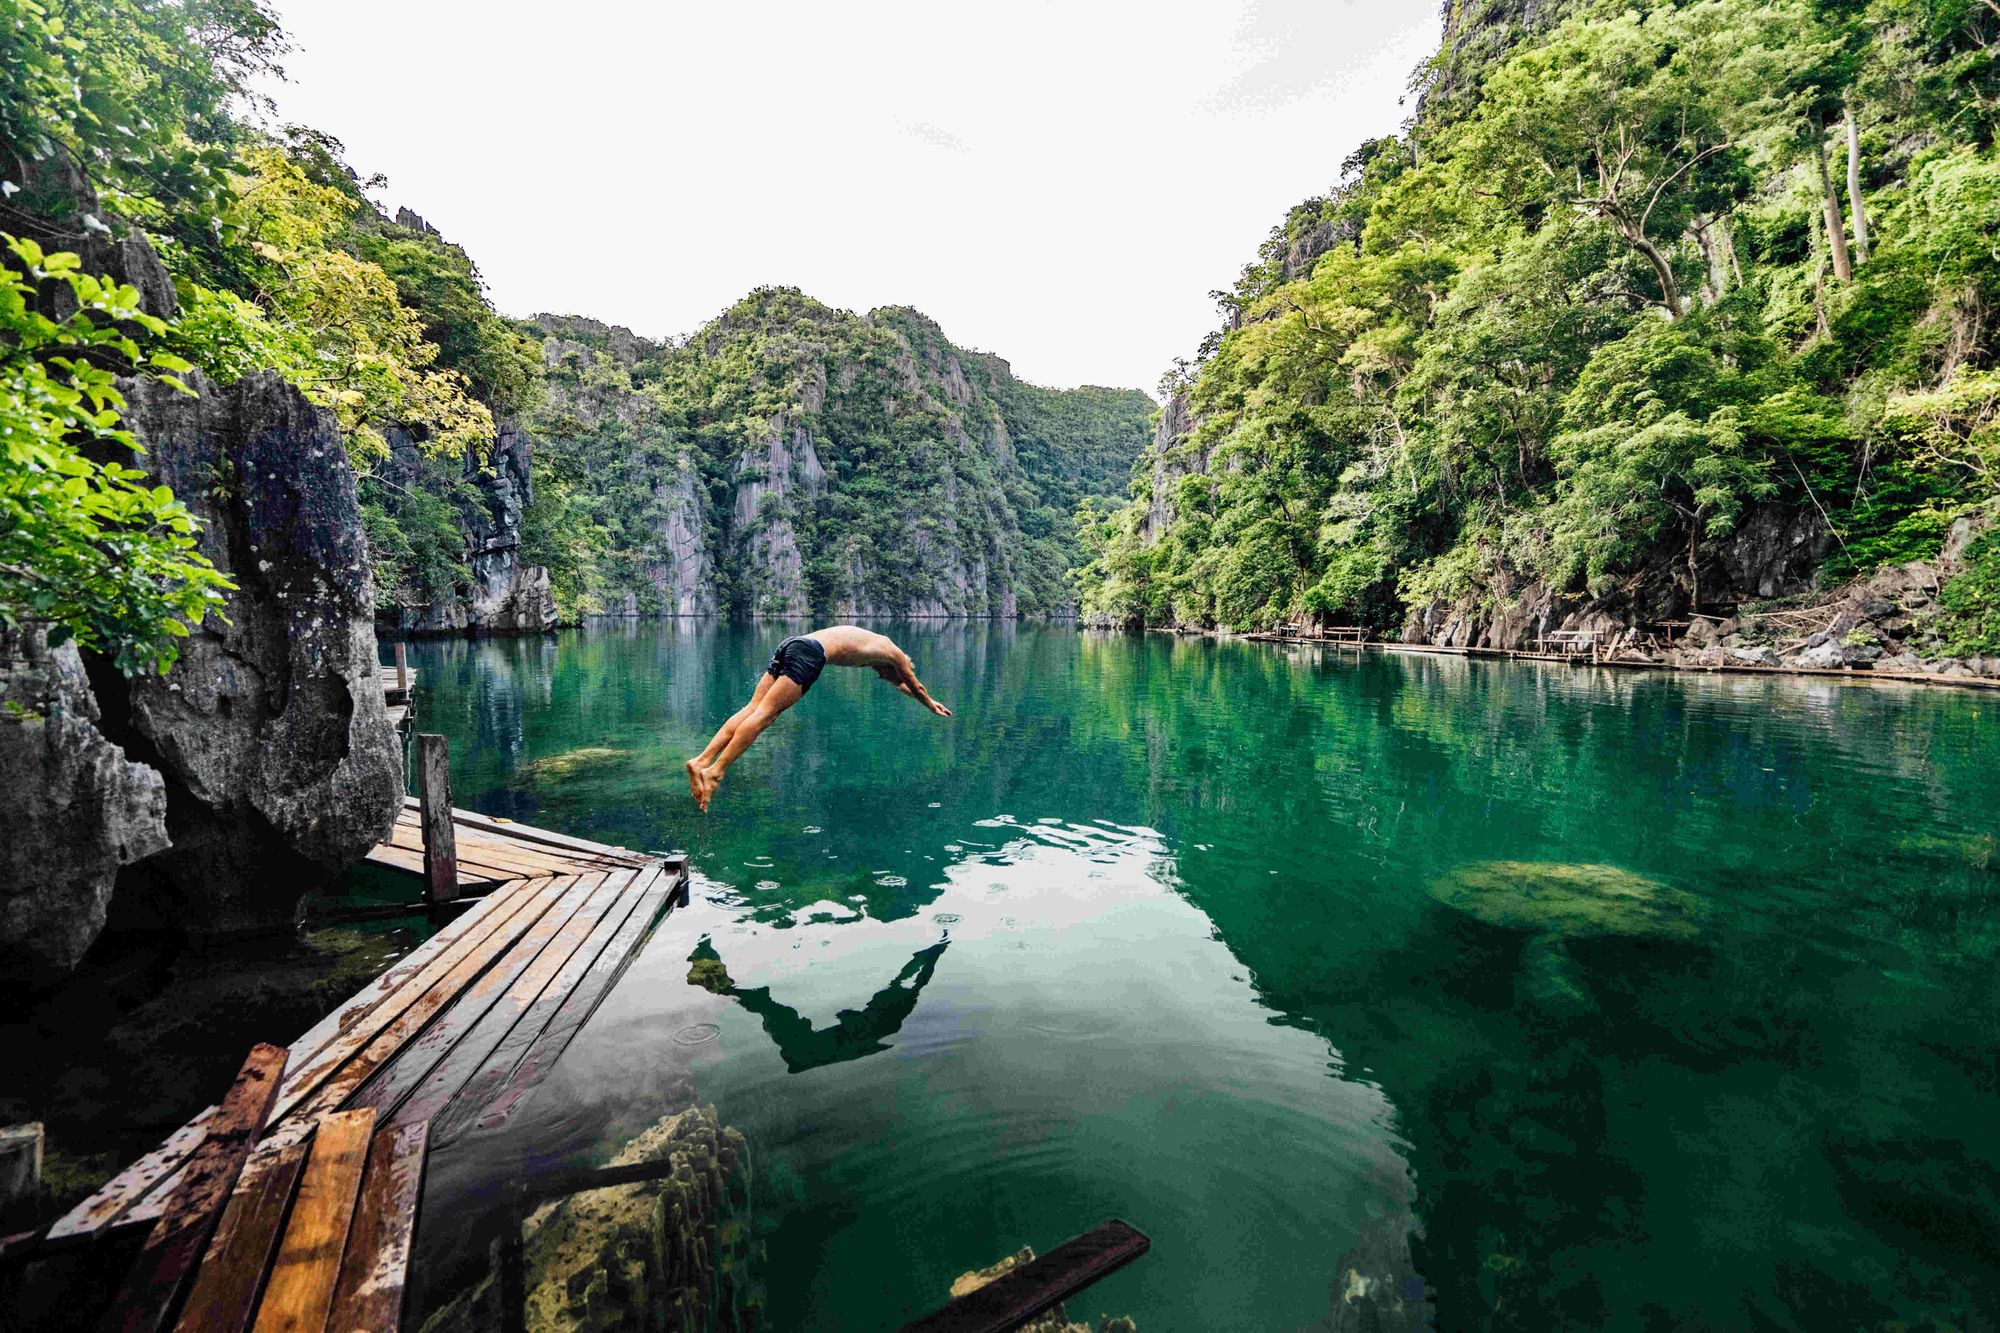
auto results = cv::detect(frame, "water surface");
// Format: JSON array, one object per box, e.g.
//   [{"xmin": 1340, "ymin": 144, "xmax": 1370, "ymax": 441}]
[{"xmin": 395, "ymin": 622, "xmax": 1999, "ymax": 1330}]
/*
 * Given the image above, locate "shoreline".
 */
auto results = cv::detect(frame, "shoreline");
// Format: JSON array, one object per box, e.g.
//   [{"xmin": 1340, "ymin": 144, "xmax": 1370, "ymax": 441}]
[{"xmin": 1157, "ymin": 626, "xmax": 2000, "ymax": 693}]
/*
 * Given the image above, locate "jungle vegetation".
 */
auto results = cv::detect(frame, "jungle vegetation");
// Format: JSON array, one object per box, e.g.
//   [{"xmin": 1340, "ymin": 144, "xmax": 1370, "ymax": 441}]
[{"xmin": 1074, "ymin": 0, "xmax": 2000, "ymax": 655}]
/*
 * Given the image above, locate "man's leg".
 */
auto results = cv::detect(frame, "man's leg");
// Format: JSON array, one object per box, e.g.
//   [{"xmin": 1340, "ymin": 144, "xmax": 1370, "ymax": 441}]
[
  {"xmin": 695, "ymin": 675, "xmax": 804, "ymax": 811},
  {"xmin": 688, "ymin": 674, "xmax": 773, "ymax": 800}
]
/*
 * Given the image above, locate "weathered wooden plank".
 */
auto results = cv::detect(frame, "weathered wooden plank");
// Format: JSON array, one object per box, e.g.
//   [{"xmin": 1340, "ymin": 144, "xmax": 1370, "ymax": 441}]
[
  {"xmin": 411, "ymin": 798, "xmax": 656, "ymax": 866},
  {"xmin": 102, "ymin": 1044, "xmax": 288, "ymax": 1333},
  {"xmin": 338, "ymin": 872, "xmax": 619, "ymax": 1124},
  {"xmin": 65, "ymin": 872, "xmax": 559, "ymax": 1243},
  {"xmin": 416, "ymin": 733, "xmax": 458, "ymax": 906},
  {"xmin": 268, "ymin": 877, "xmax": 569, "ymax": 1130},
  {"xmin": 325, "ymin": 1123, "xmax": 427, "ymax": 1333},
  {"xmin": 896, "ymin": 1219, "xmax": 1152, "ymax": 1333},
  {"xmin": 364, "ymin": 837, "xmax": 520, "ymax": 886},
  {"xmin": 48, "ymin": 1109, "xmax": 216, "ymax": 1243},
  {"xmin": 426, "ymin": 869, "xmax": 664, "ymax": 1143},
  {"xmin": 384, "ymin": 808, "xmax": 589, "ymax": 879},
  {"xmin": 380, "ymin": 871, "xmax": 645, "ymax": 1131},
  {"xmin": 290, "ymin": 877, "xmax": 586, "ymax": 1124},
  {"xmin": 251, "ymin": 1109, "xmax": 374, "ymax": 1333},
  {"xmin": 441, "ymin": 865, "xmax": 681, "ymax": 1143},
  {"xmin": 284, "ymin": 874, "xmax": 546, "ymax": 1081},
  {"xmin": 171, "ymin": 1128, "xmax": 313, "ymax": 1333}
]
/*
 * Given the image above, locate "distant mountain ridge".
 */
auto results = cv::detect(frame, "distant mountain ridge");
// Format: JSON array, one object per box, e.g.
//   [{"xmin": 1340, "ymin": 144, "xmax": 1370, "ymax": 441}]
[{"xmin": 528, "ymin": 290, "xmax": 1154, "ymax": 619}]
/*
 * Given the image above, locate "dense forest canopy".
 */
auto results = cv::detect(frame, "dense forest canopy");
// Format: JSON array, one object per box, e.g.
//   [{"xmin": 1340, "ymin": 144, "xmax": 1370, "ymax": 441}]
[{"xmin": 1076, "ymin": 0, "xmax": 2000, "ymax": 658}]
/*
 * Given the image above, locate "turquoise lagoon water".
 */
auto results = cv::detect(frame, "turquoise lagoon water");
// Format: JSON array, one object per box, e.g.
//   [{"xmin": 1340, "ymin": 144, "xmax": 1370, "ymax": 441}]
[{"xmin": 391, "ymin": 622, "xmax": 2000, "ymax": 1331}]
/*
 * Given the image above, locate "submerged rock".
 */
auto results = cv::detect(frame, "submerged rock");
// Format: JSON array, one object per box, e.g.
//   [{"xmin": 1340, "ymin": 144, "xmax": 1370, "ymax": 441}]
[
  {"xmin": 1429, "ymin": 861, "xmax": 1701, "ymax": 1013},
  {"xmin": 511, "ymin": 747, "xmax": 632, "ymax": 784},
  {"xmin": 0, "ymin": 627, "xmax": 169, "ymax": 986},
  {"xmin": 1428, "ymin": 861, "xmax": 1700, "ymax": 942},
  {"xmin": 421, "ymin": 1104, "xmax": 758, "ymax": 1333}
]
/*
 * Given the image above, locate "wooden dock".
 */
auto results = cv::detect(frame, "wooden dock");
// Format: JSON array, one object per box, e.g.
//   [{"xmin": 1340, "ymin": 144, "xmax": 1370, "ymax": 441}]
[
  {"xmin": 32, "ymin": 827, "xmax": 687, "ymax": 1329},
  {"xmin": 365, "ymin": 798, "xmax": 653, "ymax": 891}
]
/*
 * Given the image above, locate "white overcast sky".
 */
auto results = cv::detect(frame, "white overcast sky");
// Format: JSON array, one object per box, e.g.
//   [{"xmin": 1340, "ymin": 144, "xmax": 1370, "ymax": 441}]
[{"xmin": 255, "ymin": 1, "xmax": 1439, "ymax": 394}]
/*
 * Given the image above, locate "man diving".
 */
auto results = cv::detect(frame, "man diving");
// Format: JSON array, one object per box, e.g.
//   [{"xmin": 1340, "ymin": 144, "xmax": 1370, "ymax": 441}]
[{"xmin": 686, "ymin": 626, "xmax": 952, "ymax": 811}]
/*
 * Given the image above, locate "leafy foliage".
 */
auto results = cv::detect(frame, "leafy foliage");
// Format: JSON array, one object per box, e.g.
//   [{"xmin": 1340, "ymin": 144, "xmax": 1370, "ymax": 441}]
[
  {"xmin": 0, "ymin": 236, "xmax": 230, "ymax": 672},
  {"xmin": 1080, "ymin": 0, "xmax": 2000, "ymax": 642}
]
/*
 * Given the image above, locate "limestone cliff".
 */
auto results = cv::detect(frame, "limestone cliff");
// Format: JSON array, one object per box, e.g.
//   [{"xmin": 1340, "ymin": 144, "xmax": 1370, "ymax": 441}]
[
  {"xmin": 1, "ymin": 202, "xmax": 403, "ymax": 972},
  {"xmin": 528, "ymin": 296, "xmax": 1153, "ymax": 620},
  {"xmin": 382, "ymin": 419, "xmax": 560, "ymax": 635},
  {"xmin": 95, "ymin": 370, "xmax": 406, "ymax": 936},
  {"xmin": 0, "ymin": 627, "xmax": 169, "ymax": 988}
]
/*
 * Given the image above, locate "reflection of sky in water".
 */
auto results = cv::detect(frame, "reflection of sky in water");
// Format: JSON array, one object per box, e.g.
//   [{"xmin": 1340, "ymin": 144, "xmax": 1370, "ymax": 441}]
[{"xmin": 429, "ymin": 816, "xmax": 1411, "ymax": 1330}]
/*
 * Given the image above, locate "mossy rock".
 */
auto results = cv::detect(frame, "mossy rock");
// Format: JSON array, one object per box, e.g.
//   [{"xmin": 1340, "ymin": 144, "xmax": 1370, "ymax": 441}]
[
  {"xmin": 421, "ymin": 1104, "xmax": 756, "ymax": 1333},
  {"xmin": 1429, "ymin": 861, "xmax": 1701, "ymax": 1016},
  {"xmin": 1427, "ymin": 861, "xmax": 1701, "ymax": 943},
  {"xmin": 509, "ymin": 747, "xmax": 633, "ymax": 784}
]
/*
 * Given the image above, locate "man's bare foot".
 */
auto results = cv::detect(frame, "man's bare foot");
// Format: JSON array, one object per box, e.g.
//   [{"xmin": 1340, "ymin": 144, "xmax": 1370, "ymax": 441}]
[
  {"xmin": 694, "ymin": 765, "xmax": 721, "ymax": 813},
  {"xmin": 685, "ymin": 758, "xmax": 705, "ymax": 804}
]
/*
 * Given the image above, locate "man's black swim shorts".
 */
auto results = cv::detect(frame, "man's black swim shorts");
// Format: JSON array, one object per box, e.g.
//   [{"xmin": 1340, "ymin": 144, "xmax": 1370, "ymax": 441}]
[{"xmin": 766, "ymin": 634, "xmax": 827, "ymax": 693}]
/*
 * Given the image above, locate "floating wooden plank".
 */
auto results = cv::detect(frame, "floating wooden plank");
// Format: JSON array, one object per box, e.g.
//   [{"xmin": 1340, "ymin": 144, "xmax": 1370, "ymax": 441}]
[
  {"xmin": 364, "ymin": 837, "xmax": 520, "ymax": 887},
  {"xmin": 338, "ymin": 872, "xmax": 620, "ymax": 1125},
  {"xmin": 325, "ymin": 1123, "xmax": 427, "ymax": 1333},
  {"xmin": 416, "ymin": 734, "xmax": 458, "ymax": 907},
  {"xmin": 102, "ymin": 1044, "xmax": 288, "ymax": 1333},
  {"xmin": 381, "ymin": 870, "xmax": 651, "ymax": 1132},
  {"xmin": 443, "ymin": 865, "xmax": 681, "ymax": 1143},
  {"xmin": 48, "ymin": 1109, "xmax": 217, "ymax": 1243},
  {"xmin": 896, "ymin": 1220, "xmax": 1152, "ymax": 1333},
  {"xmin": 251, "ymin": 1110, "xmax": 374, "ymax": 1333},
  {"xmin": 171, "ymin": 1130, "xmax": 313, "ymax": 1333}
]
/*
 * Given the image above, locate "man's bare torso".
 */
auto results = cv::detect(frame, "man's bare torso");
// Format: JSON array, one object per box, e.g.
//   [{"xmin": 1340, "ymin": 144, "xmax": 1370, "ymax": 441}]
[{"xmin": 805, "ymin": 625, "xmax": 900, "ymax": 668}]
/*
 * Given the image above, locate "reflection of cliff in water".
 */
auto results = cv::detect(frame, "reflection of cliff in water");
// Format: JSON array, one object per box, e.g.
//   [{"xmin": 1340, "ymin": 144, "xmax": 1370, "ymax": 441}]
[{"xmin": 693, "ymin": 938, "xmax": 948, "ymax": 1074}]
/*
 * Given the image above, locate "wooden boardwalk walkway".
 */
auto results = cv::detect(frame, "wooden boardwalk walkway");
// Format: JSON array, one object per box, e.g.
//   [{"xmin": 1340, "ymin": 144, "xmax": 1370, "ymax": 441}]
[
  {"xmin": 36, "ymin": 826, "xmax": 688, "ymax": 1330},
  {"xmin": 365, "ymin": 798, "xmax": 653, "ymax": 891}
]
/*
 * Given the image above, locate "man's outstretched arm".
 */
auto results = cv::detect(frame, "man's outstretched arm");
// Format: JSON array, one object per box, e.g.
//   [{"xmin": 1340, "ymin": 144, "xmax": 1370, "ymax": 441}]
[{"xmin": 880, "ymin": 651, "xmax": 951, "ymax": 717}]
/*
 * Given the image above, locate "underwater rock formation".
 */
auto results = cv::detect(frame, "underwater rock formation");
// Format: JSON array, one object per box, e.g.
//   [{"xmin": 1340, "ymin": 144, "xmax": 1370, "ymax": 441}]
[
  {"xmin": 1428, "ymin": 861, "xmax": 1701, "ymax": 1013},
  {"xmin": 421, "ymin": 1104, "xmax": 758, "ymax": 1333}
]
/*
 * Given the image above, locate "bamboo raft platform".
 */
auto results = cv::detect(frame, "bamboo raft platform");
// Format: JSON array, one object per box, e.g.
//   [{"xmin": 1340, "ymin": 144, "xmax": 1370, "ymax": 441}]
[{"xmin": 21, "ymin": 805, "xmax": 687, "ymax": 1330}]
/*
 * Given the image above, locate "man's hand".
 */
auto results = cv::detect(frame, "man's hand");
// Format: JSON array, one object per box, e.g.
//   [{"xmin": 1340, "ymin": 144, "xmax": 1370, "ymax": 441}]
[{"xmin": 877, "ymin": 661, "xmax": 951, "ymax": 717}]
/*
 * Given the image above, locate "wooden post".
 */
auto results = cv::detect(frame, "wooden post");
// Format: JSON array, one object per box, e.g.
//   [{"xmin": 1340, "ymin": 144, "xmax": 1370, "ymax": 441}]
[
  {"xmin": 0, "ymin": 1123, "xmax": 41, "ymax": 1221},
  {"xmin": 393, "ymin": 641, "xmax": 408, "ymax": 693},
  {"xmin": 417, "ymin": 733, "xmax": 458, "ymax": 906}
]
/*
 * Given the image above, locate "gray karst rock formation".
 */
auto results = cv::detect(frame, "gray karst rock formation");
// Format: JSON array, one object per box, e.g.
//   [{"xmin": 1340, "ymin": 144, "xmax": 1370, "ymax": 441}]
[
  {"xmin": 381, "ymin": 419, "xmax": 561, "ymax": 635},
  {"xmin": 0, "ymin": 196, "xmax": 404, "ymax": 975},
  {"xmin": 99, "ymin": 370, "xmax": 406, "ymax": 937},
  {"xmin": 0, "ymin": 627, "xmax": 170, "ymax": 988}
]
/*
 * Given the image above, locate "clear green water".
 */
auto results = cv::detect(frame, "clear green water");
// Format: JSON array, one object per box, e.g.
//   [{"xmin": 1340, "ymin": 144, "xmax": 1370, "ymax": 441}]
[{"xmin": 396, "ymin": 622, "xmax": 2000, "ymax": 1331}]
